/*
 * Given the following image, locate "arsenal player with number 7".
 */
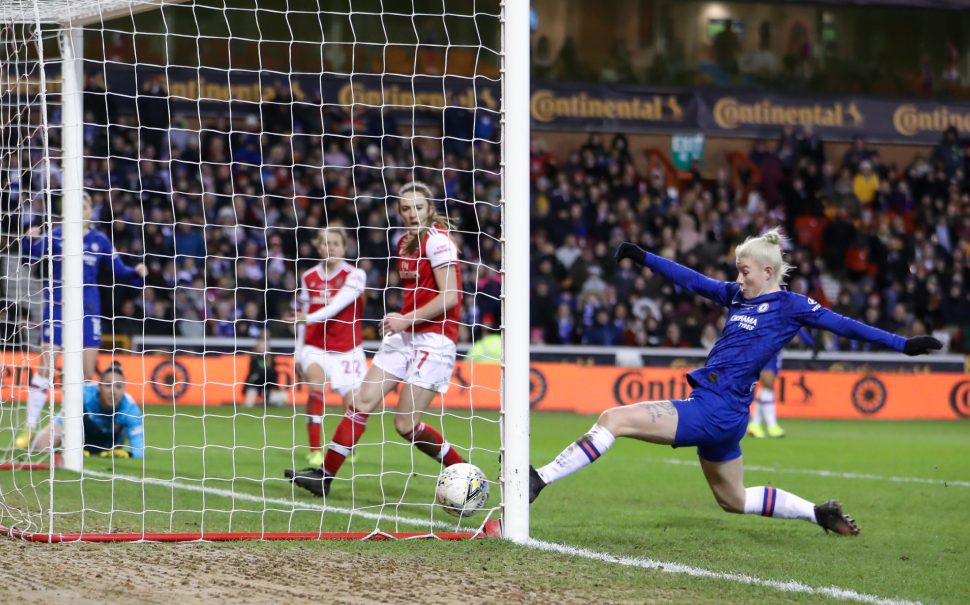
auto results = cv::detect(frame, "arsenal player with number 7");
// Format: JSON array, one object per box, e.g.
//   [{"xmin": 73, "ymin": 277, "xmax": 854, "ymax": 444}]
[{"xmin": 291, "ymin": 182, "xmax": 466, "ymax": 497}]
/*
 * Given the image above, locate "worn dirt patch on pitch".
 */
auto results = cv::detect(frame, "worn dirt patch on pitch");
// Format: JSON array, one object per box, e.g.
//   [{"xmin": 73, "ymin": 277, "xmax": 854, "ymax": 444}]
[{"xmin": 0, "ymin": 540, "xmax": 594, "ymax": 605}]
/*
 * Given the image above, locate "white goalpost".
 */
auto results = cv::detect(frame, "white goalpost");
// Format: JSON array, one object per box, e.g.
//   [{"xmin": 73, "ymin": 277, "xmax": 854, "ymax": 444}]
[{"xmin": 0, "ymin": 0, "xmax": 528, "ymax": 542}]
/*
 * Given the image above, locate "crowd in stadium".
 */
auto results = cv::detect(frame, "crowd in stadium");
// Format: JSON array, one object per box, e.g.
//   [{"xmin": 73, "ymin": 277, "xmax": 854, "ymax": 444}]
[
  {"xmin": 50, "ymin": 78, "xmax": 967, "ymax": 353},
  {"xmin": 76, "ymin": 76, "xmax": 502, "ymax": 345},
  {"xmin": 529, "ymin": 128, "xmax": 970, "ymax": 352}
]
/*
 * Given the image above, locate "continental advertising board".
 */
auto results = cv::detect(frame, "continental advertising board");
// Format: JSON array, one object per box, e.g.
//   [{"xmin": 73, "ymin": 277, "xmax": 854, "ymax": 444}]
[
  {"xmin": 2, "ymin": 353, "xmax": 966, "ymax": 420},
  {"xmin": 6, "ymin": 62, "xmax": 968, "ymax": 144}
]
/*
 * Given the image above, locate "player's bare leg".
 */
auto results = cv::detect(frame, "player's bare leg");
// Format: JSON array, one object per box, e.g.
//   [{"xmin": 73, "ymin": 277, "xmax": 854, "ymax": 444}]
[
  {"xmin": 289, "ymin": 363, "xmax": 396, "ymax": 496},
  {"xmin": 530, "ymin": 400, "xmax": 678, "ymax": 502},
  {"xmin": 394, "ymin": 382, "xmax": 463, "ymax": 466},
  {"xmin": 699, "ymin": 456, "xmax": 859, "ymax": 535},
  {"xmin": 19, "ymin": 343, "xmax": 58, "ymax": 449}
]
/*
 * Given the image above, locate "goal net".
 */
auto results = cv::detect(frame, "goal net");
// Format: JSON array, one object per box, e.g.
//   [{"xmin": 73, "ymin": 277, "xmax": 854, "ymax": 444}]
[{"xmin": 0, "ymin": 0, "xmax": 528, "ymax": 542}]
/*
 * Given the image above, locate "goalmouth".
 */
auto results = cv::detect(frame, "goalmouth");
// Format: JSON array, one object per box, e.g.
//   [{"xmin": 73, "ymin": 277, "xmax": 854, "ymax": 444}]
[{"xmin": 0, "ymin": 0, "xmax": 530, "ymax": 542}]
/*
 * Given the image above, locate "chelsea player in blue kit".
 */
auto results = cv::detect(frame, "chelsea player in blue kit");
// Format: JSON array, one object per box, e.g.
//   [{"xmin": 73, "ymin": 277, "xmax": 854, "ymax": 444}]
[
  {"xmin": 30, "ymin": 363, "xmax": 145, "ymax": 459},
  {"xmin": 529, "ymin": 229, "xmax": 941, "ymax": 535},
  {"xmin": 17, "ymin": 193, "xmax": 147, "ymax": 448}
]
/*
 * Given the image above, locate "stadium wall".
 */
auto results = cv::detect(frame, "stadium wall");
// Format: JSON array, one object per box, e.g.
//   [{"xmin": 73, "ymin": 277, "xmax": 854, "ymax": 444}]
[{"xmin": 3, "ymin": 353, "xmax": 966, "ymax": 420}]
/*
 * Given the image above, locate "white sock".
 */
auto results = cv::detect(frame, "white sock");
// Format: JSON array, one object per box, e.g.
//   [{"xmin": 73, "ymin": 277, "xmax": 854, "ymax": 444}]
[
  {"xmin": 537, "ymin": 424, "xmax": 615, "ymax": 485},
  {"xmin": 749, "ymin": 401, "xmax": 763, "ymax": 426},
  {"xmin": 26, "ymin": 374, "xmax": 51, "ymax": 430},
  {"xmin": 744, "ymin": 486, "xmax": 816, "ymax": 523},
  {"xmin": 759, "ymin": 388, "xmax": 778, "ymax": 427}
]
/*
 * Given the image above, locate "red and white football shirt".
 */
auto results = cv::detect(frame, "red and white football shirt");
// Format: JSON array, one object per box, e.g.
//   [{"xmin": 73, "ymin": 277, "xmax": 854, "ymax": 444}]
[
  {"xmin": 301, "ymin": 261, "xmax": 365, "ymax": 352},
  {"xmin": 396, "ymin": 226, "xmax": 462, "ymax": 343}
]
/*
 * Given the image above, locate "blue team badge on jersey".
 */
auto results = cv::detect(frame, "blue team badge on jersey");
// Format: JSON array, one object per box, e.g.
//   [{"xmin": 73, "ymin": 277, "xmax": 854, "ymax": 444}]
[{"xmin": 757, "ymin": 303, "xmax": 769, "ymax": 313}]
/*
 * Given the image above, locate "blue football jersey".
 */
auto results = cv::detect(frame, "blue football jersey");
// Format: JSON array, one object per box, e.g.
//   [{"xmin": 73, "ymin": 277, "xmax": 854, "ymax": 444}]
[
  {"xmin": 644, "ymin": 253, "xmax": 905, "ymax": 406},
  {"xmin": 24, "ymin": 227, "xmax": 143, "ymax": 316}
]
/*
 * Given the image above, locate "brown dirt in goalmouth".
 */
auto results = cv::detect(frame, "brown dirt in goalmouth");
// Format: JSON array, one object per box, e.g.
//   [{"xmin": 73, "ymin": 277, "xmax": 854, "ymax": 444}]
[{"xmin": 0, "ymin": 540, "xmax": 588, "ymax": 605}]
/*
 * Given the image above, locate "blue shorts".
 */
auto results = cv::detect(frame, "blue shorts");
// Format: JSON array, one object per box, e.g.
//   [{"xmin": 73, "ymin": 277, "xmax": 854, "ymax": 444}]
[
  {"xmin": 672, "ymin": 389, "xmax": 749, "ymax": 462},
  {"xmin": 762, "ymin": 352, "xmax": 782, "ymax": 375},
  {"xmin": 42, "ymin": 310, "xmax": 102, "ymax": 348}
]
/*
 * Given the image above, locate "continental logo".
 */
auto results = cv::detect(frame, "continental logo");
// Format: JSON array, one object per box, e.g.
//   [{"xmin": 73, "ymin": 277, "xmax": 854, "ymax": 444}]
[
  {"xmin": 893, "ymin": 105, "xmax": 970, "ymax": 137},
  {"xmin": 713, "ymin": 98, "xmax": 862, "ymax": 129},
  {"xmin": 168, "ymin": 78, "xmax": 309, "ymax": 102},
  {"xmin": 613, "ymin": 371, "xmax": 691, "ymax": 406},
  {"xmin": 338, "ymin": 83, "xmax": 497, "ymax": 110},
  {"xmin": 531, "ymin": 90, "xmax": 684, "ymax": 123}
]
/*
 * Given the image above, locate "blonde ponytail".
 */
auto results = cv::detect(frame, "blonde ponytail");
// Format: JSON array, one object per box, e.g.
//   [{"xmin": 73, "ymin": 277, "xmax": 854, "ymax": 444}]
[{"xmin": 735, "ymin": 227, "xmax": 793, "ymax": 284}]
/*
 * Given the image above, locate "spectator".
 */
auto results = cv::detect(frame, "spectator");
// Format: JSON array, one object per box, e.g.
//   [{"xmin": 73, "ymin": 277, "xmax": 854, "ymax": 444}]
[
  {"xmin": 853, "ymin": 161, "xmax": 880, "ymax": 206},
  {"xmin": 931, "ymin": 126, "xmax": 964, "ymax": 178}
]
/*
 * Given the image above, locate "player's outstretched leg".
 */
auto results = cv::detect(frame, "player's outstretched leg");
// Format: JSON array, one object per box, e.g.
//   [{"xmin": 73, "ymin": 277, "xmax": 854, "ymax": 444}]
[
  {"xmin": 701, "ymin": 457, "xmax": 860, "ymax": 535},
  {"xmin": 531, "ymin": 401, "xmax": 677, "ymax": 504},
  {"xmin": 531, "ymin": 423, "xmax": 616, "ymax": 503}
]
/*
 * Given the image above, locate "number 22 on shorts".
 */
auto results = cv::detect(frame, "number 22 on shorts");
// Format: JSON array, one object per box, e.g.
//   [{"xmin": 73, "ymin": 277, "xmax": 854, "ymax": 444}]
[{"xmin": 340, "ymin": 359, "xmax": 361, "ymax": 375}]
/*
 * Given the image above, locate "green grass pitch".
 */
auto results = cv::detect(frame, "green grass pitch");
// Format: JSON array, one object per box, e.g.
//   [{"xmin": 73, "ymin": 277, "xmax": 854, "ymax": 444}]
[{"xmin": 1, "ymin": 404, "xmax": 967, "ymax": 604}]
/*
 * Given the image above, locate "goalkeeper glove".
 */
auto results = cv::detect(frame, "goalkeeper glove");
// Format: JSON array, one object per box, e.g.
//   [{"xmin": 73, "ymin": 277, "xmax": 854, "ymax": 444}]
[
  {"xmin": 614, "ymin": 242, "xmax": 647, "ymax": 266},
  {"xmin": 99, "ymin": 447, "xmax": 130, "ymax": 459},
  {"xmin": 903, "ymin": 336, "xmax": 942, "ymax": 356}
]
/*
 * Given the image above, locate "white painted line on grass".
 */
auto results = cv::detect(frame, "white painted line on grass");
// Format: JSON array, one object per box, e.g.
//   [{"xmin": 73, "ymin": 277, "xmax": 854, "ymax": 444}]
[
  {"xmin": 661, "ymin": 458, "xmax": 970, "ymax": 488},
  {"xmin": 82, "ymin": 469, "xmax": 459, "ymax": 532},
  {"xmin": 522, "ymin": 538, "xmax": 923, "ymax": 605},
  {"xmin": 82, "ymin": 471, "xmax": 923, "ymax": 604}
]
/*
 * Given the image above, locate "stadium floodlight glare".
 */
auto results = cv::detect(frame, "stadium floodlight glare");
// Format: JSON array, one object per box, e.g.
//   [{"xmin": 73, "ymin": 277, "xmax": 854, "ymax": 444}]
[{"xmin": 0, "ymin": 0, "xmax": 528, "ymax": 543}]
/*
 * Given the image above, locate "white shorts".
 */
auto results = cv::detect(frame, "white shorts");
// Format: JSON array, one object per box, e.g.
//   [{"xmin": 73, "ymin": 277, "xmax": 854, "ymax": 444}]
[
  {"xmin": 372, "ymin": 332, "xmax": 457, "ymax": 394},
  {"xmin": 300, "ymin": 346, "xmax": 366, "ymax": 396}
]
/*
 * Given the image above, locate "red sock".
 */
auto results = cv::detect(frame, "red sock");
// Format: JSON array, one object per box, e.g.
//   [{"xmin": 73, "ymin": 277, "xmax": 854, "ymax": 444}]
[
  {"xmin": 323, "ymin": 408, "xmax": 369, "ymax": 476},
  {"xmin": 306, "ymin": 391, "xmax": 324, "ymax": 451},
  {"xmin": 401, "ymin": 422, "xmax": 464, "ymax": 466}
]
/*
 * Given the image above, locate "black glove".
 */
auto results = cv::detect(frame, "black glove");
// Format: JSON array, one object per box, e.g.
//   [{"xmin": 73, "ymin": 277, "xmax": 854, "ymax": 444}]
[
  {"xmin": 903, "ymin": 335, "xmax": 942, "ymax": 356},
  {"xmin": 614, "ymin": 242, "xmax": 647, "ymax": 266}
]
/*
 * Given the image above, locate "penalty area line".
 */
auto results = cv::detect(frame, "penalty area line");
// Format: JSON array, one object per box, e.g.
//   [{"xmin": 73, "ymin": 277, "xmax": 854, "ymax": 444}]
[
  {"xmin": 523, "ymin": 538, "xmax": 922, "ymax": 605},
  {"xmin": 661, "ymin": 458, "xmax": 970, "ymax": 488}
]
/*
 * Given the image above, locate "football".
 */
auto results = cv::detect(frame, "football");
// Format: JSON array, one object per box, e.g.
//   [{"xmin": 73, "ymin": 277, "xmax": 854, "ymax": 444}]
[{"xmin": 435, "ymin": 463, "xmax": 489, "ymax": 517}]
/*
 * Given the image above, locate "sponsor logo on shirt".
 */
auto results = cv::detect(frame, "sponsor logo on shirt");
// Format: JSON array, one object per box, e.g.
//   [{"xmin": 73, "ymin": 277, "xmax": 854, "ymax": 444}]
[{"xmin": 729, "ymin": 314, "xmax": 758, "ymax": 331}]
